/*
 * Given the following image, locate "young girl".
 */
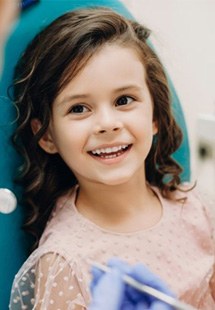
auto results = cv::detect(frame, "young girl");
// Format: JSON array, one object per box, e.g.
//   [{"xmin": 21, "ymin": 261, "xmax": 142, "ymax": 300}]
[{"xmin": 10, "ymin": 7, "xmax": 214, "ymax": 309}]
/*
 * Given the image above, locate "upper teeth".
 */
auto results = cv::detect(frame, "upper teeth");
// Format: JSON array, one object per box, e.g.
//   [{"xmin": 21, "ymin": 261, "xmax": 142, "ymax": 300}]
[{"xmin": 91, "ymin": 145, "xmax": 128, "ymax": 155}]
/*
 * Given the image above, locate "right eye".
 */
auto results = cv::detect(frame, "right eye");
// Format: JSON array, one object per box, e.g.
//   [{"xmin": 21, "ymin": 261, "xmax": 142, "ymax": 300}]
[{"xmin": 68, "ymin": 104, "xmax": 90, "ymax": 114}]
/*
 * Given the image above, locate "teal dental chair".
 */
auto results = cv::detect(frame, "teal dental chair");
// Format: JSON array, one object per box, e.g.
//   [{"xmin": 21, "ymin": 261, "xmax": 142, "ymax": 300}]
[{"xmin": 0, "ymin": 0, "xmax": 190, "ymax": 308}]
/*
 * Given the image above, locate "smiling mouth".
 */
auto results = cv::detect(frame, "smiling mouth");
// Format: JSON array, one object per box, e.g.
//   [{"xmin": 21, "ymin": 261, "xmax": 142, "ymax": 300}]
[{"xmin": 89, "ymin": 144, "xmax": 132, "ymax": 159}]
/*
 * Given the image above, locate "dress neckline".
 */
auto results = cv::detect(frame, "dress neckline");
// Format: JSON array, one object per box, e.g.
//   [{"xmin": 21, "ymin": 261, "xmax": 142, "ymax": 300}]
[{"xmin": 66, "ymin": 185, "xmax": 170, "ymax": 236}]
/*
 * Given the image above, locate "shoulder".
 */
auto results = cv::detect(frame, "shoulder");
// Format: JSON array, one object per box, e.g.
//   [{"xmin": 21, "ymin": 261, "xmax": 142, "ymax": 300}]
[
  {"xmin": 38, "ymin": 186, "xmax": 101, "ymax": 265},
  {"xmin": 174, "ymin": 183, "xmax": 215, "ymax": 237},
  {"xmin": 178, "ymin": 182, "xmax": 214, "ymax": 216},
  {"xmin": 154, "ymin": 183, "xmax": 215, "ymax": 234},
  {"xmin": 164, "ymin": 182, "xmax": 213, "ymax": 209},
  {"xmin": 173, "ymin": 182, "xmax": 213, "ymax": 214},
  {"xmin": 39, "ymin": 186, "xmax": 82, "ymax": 246},
  {"xmin": 10, "ymin": 248, "xmax": 89, "ymax": 309}
]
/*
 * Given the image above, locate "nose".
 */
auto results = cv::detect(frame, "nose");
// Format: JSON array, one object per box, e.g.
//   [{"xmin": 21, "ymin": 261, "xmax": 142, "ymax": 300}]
[{"xmin": 93, "ymin": 107, "xmax": 123, "ymax": 135}]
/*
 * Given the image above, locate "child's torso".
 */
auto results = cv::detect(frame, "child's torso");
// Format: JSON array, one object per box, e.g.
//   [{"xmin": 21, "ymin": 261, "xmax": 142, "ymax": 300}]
[{"xmin": 39, "ymin": 185, "xmax": 215, "ymax": 309}]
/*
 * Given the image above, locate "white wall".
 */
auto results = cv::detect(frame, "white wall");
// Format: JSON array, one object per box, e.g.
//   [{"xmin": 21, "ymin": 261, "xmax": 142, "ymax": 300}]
[{"xmin": 121, "ymin": 0, "xmax": 215, "ymax": 197}]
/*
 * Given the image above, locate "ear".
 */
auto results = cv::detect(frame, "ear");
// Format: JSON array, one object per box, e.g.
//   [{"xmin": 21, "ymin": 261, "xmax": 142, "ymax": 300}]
[
  {"xmin": 31, "ymin": 119, "xmax": 58, "ymax": 154},
  {"xmin": 152, "ymin": 120, "xmax": 158, "ymax": 135}
]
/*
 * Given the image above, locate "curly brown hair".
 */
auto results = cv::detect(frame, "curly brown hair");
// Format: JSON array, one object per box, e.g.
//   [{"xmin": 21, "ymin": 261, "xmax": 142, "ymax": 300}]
[{"xmin": 13, "ymin": 7, "xmax": 183, "ymax": 248}]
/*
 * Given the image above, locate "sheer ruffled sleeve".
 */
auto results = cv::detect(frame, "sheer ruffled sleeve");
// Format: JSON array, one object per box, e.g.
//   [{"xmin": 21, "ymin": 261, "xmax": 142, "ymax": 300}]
[
  {"xmin": 207, "ymin": 197, "xmax": 215, "ymax": 301},
  {"xmin": 10, "ymin": 250, "xmax": 88, "ymax": 309},
  {"xmin": 199, "ymin": 190, "xmax": 215, "ymax": 302},
  {"xmin": 209, "ymin": 264, "xmax": 215, "ymax": 301}
]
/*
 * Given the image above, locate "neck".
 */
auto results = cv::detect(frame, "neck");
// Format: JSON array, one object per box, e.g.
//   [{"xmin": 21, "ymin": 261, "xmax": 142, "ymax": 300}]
[{"xmin": 75, "ymin": 171, "xmax": 160, "ymax": 230}]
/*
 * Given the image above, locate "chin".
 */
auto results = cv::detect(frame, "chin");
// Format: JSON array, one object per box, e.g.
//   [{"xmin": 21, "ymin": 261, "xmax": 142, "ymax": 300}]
[{"xmin": 98, "ymin": 174, "xmax": 134, "ymax": 187}]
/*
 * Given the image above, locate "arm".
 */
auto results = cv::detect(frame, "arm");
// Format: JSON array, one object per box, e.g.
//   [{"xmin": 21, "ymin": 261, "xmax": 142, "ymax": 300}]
[
  {"xmin": 0, "ymin": 0, "xmax": 18, "ymax": 75},
  {"xmin": 209, "ymin": 265, "xmax": 215, "ymax": 301},
  {"xmin": 198, "ymin": 191, "xmax": 215, "ymax": 302},
  {"xmin": 10, "ymin": 252, "xmax": 87, "ymax": 309},
  {"xmin": 0, "ymin": 0, "xmax": 18, "ymax": 44},
  {"xmin": 35, "ymin": 253, "xmax": 86, "ymax": 309}
]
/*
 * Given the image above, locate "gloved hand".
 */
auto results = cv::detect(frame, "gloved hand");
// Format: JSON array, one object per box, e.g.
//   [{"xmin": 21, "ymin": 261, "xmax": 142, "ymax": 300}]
[{"xmin": 88, "ymin": 258, "xmax": 175, "ymax": 310}]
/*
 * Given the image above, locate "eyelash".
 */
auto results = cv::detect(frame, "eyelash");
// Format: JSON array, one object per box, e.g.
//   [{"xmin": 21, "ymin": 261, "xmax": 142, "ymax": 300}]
[{"xmin": 68, "ymin": 95, "xmax": 135, "ymax": 114}]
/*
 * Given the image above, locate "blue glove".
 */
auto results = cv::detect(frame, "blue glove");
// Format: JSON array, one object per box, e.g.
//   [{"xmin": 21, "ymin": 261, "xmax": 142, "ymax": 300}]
[{"xmin": 89, "ymin": 258, "xmax": 175, "ymax": 310}]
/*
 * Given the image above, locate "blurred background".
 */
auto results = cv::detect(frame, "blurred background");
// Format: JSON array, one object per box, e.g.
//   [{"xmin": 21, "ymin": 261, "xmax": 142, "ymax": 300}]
[{"xmin": 122, "ymin": 0, "xmax": 215, "ymax": 198}]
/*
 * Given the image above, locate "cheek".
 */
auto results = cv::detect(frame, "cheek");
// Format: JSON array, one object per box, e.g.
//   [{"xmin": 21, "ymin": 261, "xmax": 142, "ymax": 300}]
[
  {"xmin": 56, "ymin": 133, "xmax": 78, "ymax": 151},
  {"xmin": 52, "ymin": 124, "xmax": 86, "ymax": 157},
  {"xmin": 130, "ymin": 112, "xmax": 154, "ymax": 134}
]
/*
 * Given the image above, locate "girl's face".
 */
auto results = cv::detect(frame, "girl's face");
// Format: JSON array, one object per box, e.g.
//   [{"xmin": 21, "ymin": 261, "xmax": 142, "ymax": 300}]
[{"xmin": 38, "ymin": 44, "xmax": 157, "ymax": 187}]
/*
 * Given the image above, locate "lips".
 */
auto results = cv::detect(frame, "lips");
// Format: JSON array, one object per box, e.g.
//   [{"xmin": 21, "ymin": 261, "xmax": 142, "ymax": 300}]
[{"xmin": 88, "ymin": 144, "xmax": 132, "ymax": 159}]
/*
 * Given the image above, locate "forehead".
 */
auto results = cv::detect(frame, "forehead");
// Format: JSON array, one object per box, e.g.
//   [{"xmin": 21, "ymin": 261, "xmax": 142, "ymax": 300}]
[{"xmin": 56, "ymin": 44, "xmax": 147, "ymax": 102}]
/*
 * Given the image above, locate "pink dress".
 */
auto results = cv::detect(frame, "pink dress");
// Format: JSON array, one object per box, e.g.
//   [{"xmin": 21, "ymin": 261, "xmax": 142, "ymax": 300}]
[{"xmin": 10, "ymin": 185, "xmax": 215, "ymax": 309}]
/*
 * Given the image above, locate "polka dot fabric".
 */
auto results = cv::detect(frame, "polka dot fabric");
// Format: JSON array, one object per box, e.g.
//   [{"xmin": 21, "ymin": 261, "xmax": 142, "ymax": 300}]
[{"xmin": 10, "ymin": 185, "xmax": 215, "ymax": 309}]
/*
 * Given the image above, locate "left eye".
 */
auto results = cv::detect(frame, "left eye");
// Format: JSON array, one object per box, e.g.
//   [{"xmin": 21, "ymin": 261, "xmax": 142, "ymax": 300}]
[{"xmin": 116, "ymin": 96, "xmax": 134, "ymax": 106}]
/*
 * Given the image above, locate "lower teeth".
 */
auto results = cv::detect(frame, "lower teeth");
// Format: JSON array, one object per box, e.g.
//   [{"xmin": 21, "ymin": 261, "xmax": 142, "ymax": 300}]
[{"xmin": 100, "ymin": 152, "xmax": 121, "ymax": 159}]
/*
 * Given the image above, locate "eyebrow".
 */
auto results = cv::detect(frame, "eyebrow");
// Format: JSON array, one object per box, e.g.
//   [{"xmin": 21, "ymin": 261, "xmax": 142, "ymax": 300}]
[
  {"xmin": 114, "ymin": 85, "xmax": 143, "ymax": 92},
  {"xmin": 57, "ymin": 94, "xmax": 90, "ymax": 106},
  {"xmin": 57, "ymin": 85, "xmax": 143, "ymax": 105}
]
